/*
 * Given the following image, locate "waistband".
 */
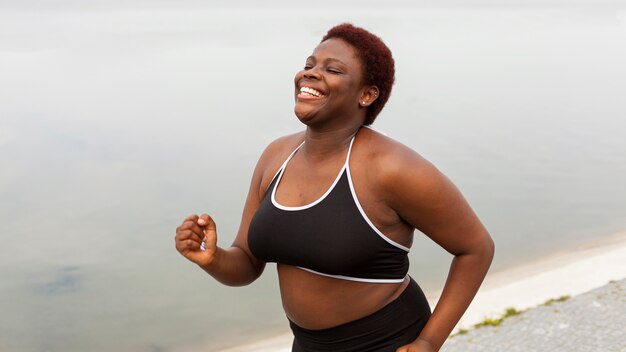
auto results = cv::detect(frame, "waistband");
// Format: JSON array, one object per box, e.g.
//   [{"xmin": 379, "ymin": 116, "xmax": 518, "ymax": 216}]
[{"xmin": 289, "ymin": 277, "xmax": 431, "ymax": 351}]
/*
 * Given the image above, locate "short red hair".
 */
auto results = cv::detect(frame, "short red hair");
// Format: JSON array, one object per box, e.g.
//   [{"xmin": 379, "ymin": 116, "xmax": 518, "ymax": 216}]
[{"xmin": 322, "ymin": 23, "xmax": 395, "ymax": 125}]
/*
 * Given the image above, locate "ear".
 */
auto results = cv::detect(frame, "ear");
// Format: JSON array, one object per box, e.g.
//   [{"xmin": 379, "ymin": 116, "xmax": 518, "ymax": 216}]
[{"xmin": 359, "ymin": 86, "xmax": 380, "ymax": 107}]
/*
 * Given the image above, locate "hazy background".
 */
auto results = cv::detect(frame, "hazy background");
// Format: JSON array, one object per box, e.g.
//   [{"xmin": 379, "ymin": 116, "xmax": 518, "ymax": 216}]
[{"xmin": 1, "ymin": 1, "xmax": 625, "ymax": 351}]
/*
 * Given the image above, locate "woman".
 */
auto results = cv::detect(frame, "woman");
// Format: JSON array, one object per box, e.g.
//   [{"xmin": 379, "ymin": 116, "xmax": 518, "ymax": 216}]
[{"xmin": 175, "ymin": 23, "xmax": 494, "ymax": 352}]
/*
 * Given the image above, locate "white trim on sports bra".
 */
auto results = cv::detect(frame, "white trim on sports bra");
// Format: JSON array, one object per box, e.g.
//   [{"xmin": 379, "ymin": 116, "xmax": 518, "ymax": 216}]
[
  {"xmin": 298, "ymin": 267, "xmax": 407, "ymax": 284},
  {"xmin": 271, "ymin": 138, "xmax": 352, "ymax": 211},
  {"xmin": 266, "ymin": 141, "xmax": 304, "ymax": 193},
  {"xmin": 345, "ymin": 132, "xmax": 411, "ymax": 253}
]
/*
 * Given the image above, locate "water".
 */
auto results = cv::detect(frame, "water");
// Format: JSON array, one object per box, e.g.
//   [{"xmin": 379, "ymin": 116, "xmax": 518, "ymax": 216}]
[{"xmin": 1, "ymin": 3, "xmax": 625, "ymax": 351}]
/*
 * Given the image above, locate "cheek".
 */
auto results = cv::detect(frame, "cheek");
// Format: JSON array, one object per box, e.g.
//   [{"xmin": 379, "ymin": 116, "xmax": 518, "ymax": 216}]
[
  {"xmin": 330, "ymin": 78, "xmax": 359, "ymax": 97},
  {"xmin": 293, "ymin": 71, "xmax": 305, "ymax": 85}
]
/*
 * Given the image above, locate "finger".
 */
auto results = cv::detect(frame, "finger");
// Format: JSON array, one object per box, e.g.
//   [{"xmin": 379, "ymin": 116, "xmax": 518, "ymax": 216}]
[
  {"xmin": 198, "ymin": 213, "xmax": 217, "ymax": 227},
  {"xmin": 197, "ymin": 213, "xmax": 209, "ymax": 226},
  {"xmin": 184, "ymin": 238, "xmax": 201, "ymax": 251},
  {"xmin": 202, "ymin": 215, "xmax": 217, "ymax": 240},
  {"xmin": 197, "ymin": 215, "xmax": 217, "ymax": 253},
  {"xmin": 187, "ymin": 220, "xmax": 206, "ymax": 238},
  {"xmin": 201, "ymin": 214, "xmax": 217, "ymax": 232},
  {"xmin": 184, "ymin": 214, "xmax": 199, "ymax": 222},
  {"xmin": 176, "ymin": 236, "xmax": 202, "ymax": 255},
  {"xmin": 178, "ymin": 220, "xmax": 205, "ymax": 239},
  {"xmin": 176, "ymin": 230, "xmax": 203, "ymax": 245},
  {"xmin": 176, "ymin": 214, "xmax": 199, "ymax": 234}
]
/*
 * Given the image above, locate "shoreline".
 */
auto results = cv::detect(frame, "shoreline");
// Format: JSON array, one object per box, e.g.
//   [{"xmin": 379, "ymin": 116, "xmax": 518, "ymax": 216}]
[
  {"xmin": 217, "ymin": 231, "xmax": 626, "ymax": 352},
  {"xmin": 443, "ymin": 230, "xmax": 626, "ymax": 330}
]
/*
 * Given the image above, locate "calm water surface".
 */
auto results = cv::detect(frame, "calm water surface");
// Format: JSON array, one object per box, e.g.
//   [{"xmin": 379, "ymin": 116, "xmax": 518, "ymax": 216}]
[{"xmin": 1, "ymin": 4, "xmax": 625, "ymax": 351}]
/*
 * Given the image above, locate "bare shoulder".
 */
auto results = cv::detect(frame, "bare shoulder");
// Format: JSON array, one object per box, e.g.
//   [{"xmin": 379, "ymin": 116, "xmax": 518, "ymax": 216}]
[
  {"xmin": 255, "ymin": 131, "xmax": 306, "ymax": 187},
  {"xmin": 261, "ymin": 131, "xmax": 305, "ymax": 156},
  {"xmin": 355, "ymin": 127, "xmax": 455, "ymax": 208},
  {"xmin": 356, "ymin": 127, "xmax": 438, "ymax": 181}
]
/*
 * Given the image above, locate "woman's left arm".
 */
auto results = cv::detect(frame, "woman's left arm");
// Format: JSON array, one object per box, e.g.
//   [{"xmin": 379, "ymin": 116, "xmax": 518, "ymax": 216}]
[{"xmin": 379, "ymin": 147, "xmax": 495, "ymax": 352}]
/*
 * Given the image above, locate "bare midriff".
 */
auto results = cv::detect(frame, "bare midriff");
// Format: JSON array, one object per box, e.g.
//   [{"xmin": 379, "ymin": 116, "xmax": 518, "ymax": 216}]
[{"xmin": 278, "ymin": 264, "xmax": 409, "ymax": 330}]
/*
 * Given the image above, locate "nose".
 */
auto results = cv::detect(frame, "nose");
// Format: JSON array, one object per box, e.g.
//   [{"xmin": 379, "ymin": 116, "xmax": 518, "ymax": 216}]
[{"xmin": 303, "ymin": 67, "xmax": 321, "ymax": 80}]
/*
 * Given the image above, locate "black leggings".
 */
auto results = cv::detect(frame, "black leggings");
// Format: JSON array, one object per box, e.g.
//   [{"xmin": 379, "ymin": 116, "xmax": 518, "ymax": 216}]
[{"xmin": 290, "ymin": 277, "xmax": 431, "ymax": 352}]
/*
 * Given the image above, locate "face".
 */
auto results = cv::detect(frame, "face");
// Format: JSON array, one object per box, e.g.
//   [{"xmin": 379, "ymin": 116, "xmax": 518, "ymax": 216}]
[{"xmin": 293, "ymin": 38, "xmax": 368, "ymax": 126}]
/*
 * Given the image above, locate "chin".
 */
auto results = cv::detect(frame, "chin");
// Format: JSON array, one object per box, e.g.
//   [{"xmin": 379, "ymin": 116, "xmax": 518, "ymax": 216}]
[{"xmin": 294, "ymin": 106, "xmax": 316, "ymax": 125}]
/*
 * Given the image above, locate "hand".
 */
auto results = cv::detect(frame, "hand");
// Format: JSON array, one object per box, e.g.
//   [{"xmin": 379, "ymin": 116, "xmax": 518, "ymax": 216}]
[
  {"xmin": 396, "ymin": 338, "xmax": 436, "ymax": 352},
  {"xmin": 175, "ymin": 213, "xmax": 218, "ymax": 267}
]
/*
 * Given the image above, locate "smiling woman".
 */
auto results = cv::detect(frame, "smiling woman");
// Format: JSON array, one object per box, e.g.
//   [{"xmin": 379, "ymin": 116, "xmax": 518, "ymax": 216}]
[
  {"xmin": 293, "ymin": 38, "xmax": 372, "ymax": 128},
  {"xmin": 175, "ymin": 23, "xmax": 494, "ymax": 352},
  {"xmin": 294, "ymin": 23, "xmax": 394, "ymax": 127}
]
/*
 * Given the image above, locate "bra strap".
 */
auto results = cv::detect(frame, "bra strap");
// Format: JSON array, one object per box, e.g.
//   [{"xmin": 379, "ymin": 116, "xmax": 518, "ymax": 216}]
[
  {"xmin": 345, "ymin": 134, "xmax": 357, "ymax": 167},
  {"xmin": 267, "ymin": 141, "xmax": 305, "ymax": 189}
]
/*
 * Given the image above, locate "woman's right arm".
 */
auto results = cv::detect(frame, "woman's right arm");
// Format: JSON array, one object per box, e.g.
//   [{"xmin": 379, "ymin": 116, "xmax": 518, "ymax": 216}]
[{"xmin": 175, "ymin": 138, "xmax": 292, "ymax": 286}]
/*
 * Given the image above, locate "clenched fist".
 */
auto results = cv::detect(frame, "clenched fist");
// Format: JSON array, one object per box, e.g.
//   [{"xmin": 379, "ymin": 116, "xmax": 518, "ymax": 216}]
[{"xmin": 175, "ymin": 213, "xmax": 218, "ymax": 267}]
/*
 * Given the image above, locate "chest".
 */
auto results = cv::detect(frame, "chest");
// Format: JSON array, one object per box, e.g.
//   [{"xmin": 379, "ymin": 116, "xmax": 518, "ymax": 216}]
[
  {"xmin": 248, "ymin": 172, "xmax": 409, "ymax": 280},
  {"xmin": 273, "ymin": 155, "xmax": 346, "ymax": 207}
]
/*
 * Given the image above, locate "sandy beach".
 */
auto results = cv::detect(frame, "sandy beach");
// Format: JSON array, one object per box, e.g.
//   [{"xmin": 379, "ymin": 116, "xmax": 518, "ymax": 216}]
[{"xmin": 215, "ymin": 231, "xmax": 626, "ymax": 352}]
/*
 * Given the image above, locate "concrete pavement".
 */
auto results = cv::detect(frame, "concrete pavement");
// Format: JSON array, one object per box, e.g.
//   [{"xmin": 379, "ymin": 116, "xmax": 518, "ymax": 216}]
[{"xmin": 441, "ymin": 278, "xmax": 626, "ymax": 352}]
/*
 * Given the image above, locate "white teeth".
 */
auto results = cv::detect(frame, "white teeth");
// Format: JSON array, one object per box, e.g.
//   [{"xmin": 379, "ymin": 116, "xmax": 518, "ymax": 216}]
[{"xmin": 300, "ymin": 86, "xmax": 323, "ymax": 97}]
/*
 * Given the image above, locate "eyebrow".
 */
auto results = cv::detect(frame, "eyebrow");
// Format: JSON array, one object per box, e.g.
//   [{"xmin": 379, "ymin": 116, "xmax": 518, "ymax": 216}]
[{"xmin": 307, "ymin": 56, "xmax": 347, "ymax": 65}]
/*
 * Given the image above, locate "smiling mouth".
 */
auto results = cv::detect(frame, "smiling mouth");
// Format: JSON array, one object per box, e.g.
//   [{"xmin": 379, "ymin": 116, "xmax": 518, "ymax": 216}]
[{"xmin": 299, "ymin": 86, "xmax": 325, "ymax": 98}]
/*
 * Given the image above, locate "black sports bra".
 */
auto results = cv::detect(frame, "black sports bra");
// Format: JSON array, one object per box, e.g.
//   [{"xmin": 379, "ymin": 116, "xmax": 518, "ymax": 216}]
[{"xmin": 248, "ymin": 134, "xmax": 409, "ymax": 283}]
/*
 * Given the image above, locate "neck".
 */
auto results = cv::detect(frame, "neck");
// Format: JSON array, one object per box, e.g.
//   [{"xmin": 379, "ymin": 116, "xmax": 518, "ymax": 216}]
[{"xmin": 302, "ymin": 124, "xmax": 361, "ymax": 161}]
